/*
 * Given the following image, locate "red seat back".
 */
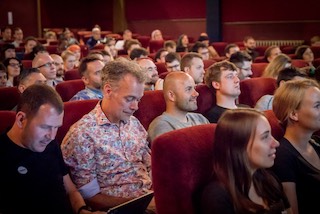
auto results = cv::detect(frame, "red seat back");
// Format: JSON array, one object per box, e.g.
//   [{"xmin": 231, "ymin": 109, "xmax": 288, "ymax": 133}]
[
  {"xmin": 133, "ymin": 90, "xmax": 166, "ymax": 130},
  {"xmin": 263, "ymin": 110, "xmax": 285, "ymax": 141},
  {"xmin": 152, "ymin": 124, "xmax": 216, "ymax": 214},
  {"xmin": 194, "ymin": 84, "xmax": 216, "ymax": 115},
  {"xmin": 64, "ymin": 68, "xmax": 81, "ymax": 81},
  {"xmin": 0, "ymin": 110, "xmax": 16, "ymax": 134},
  {"xmin": 55, "ymin": 79, "xmax": 85, "ymax": 102},
  {"xmin": 251, "ymin": 62, "xmax": 268, "ymax": 78},
  {"xmin": 149, "ymin": 40, "xmax": 164, "ymax": 53},
  {"xmin": 0, "ymin": 87, "xmax": 20, "ymax": 110},
  {"xmin": 239, "ymin": 77, "xmax": 277, "ymax": 107},
  {"xmin": 56, "ymin": 99, "xmax": 98, "ymax": 144},
  {"xmin": 155, "ymin": 62, "xmax": 168, "ymax": 75}
]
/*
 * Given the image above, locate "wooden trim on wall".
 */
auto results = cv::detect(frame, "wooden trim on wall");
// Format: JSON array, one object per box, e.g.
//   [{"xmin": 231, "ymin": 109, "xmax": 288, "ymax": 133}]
[{"xmin": 128, "ymin": 18, "xmax": 206, "ymax": 40}]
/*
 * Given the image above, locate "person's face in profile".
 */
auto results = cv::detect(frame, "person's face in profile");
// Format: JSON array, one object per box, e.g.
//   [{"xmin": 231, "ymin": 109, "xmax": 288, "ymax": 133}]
[{"xmin": 246, "ymin": 116, "xmax": 279, "ymax": 171}]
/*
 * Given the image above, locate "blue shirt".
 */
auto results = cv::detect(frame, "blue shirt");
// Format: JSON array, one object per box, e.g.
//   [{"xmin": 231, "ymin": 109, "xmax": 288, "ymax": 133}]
[{"xmin": 70, "ymin": 87, "xmax": 103, "ymax": 101}]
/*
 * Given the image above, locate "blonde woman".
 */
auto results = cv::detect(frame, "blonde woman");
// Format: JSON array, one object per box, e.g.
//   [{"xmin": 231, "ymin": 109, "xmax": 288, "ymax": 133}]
[
  {"xmin": 262, "ymin": 53, "xmax": 291, "ymax": 79},
  {"xmin": 272, "ymin": 79, "xmax": 320, "ymax": 214},
  {"xmin": 61, "ymin": 50, "xmax": 76, "ymax": 72}
]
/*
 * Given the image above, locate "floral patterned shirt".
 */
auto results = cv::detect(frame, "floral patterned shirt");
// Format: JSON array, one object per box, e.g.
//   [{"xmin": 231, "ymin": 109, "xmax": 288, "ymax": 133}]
[{"xmin": 61, "ymin": 102, "xmax": 152, "ymax": 198}]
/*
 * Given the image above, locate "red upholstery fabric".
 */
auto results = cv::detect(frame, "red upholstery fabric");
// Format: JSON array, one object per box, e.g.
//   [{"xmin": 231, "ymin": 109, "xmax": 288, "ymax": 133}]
[
  {"xmin": 55, "ymin": 99, "xmax": 98, "ymax": 144},
  {"xmin": 0, "ymin": 110, "xmax": 16, "ymax": 134},
  {"xmin": 21, "ymin": 60, "xmax": 33, "ymax": 69},
  {"xmin": 251, "ymin": 62, "xmax": 268, "ymax": 78},
  {"xmin": 255, "ymin": 46, "xmax": 269, "ymax": 56},
  {"xmin": 203, "ymin": 59, "xmax": 216, "ymax": 70},
  {"xmin": 194, "ymin": 84, "xmax": 216, "ymax": 115},
  {"xmin": 155, "ymin": 62, "xmax": 167, "ymax": 75},
  {"xmin": 133, "ymin": 90, "xmax": 165, "ymax": 130},
  {"xmin": 281, "ymin": 46, "xmax": 296, "ymax": 54},
  {"xmin": 211, "ymin": 42, "xmax": 228, "ymax": 56},
  {"xmin": 238, "ymin": 77, "xmax": 277, "ymax": 107},
  {"xmin": 314, "ymin": 58, "xmax": 320, "ymax": 68},
  {"xmin": 149, "ymin": 40, "xmax": 164, "ymax": 53},
  {"xmin": 254, "ymin": 56, "xmax": 267, "ymax": 63},
  {"xmin": 45, "ymin": 45, "xmax": 59, "ymax": 54},
  {"xmin": 152, "ymin": 124, "xmax": 216, "ymax": 214},
  {"xmin": 159, "ymin": 71, "xmax": 170, "ymax": 79},
  {"xmin": 55, "ymin": 79, "xmax": 85, "ymax": 102},
  {"xmin": 263, "ymin": 110, "xmax": 285, "ymax": 141},
  {"xmin": 137, "ymin": 36, "xmax": 151, "ymax": 49},
  {"xmin": 311, "ymin": 46, "xmax": 320, "ymax": 59},
  {"xmin": 64, "ymin": 68, "xmax": 81, "ymax": 81},
  {"xmin": 291, "ymin": 59, "xmax": 308, "ymax": 68},
  {"xmin": 0, "ymin": 87, "xmax": 20, "ymax": 110}
]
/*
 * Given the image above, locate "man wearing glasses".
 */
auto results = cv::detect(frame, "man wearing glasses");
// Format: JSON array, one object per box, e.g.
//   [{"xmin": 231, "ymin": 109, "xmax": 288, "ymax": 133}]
[
  {"xmin": 229, "ymin": 51, "xmax": 253, "ymax": 80},
  {"xmin": 32, "ymin": 52, "xmax": 60, "ymax": 87}
]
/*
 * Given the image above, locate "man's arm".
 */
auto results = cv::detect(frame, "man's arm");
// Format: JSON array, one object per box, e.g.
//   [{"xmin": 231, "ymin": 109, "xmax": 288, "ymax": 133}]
[
  {"xmin": 63, "ymin": 174, "xmax": 106, "ymax": 213},
  {"xmin": 85, "ymin": 193, "xmax": 133, "ymax": 211}
]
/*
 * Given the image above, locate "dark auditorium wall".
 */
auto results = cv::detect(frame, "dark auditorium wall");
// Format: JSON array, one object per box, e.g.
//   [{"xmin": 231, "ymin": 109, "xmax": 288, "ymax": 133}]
[{"xmin": 0, "ymin": 0, "xmax": 319, "ymax": 42}]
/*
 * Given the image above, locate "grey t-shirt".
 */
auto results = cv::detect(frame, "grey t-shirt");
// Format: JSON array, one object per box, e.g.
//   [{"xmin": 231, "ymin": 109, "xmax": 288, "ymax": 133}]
[{"xmin": 147, "ymin": 112, "xmax": 209, "ymax": 142}]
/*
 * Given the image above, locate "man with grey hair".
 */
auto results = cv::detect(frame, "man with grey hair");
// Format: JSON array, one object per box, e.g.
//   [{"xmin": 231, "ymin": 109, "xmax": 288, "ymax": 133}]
[{"xmin": 61, "ymin": 58, "xmax": 155, "ymax": 212}]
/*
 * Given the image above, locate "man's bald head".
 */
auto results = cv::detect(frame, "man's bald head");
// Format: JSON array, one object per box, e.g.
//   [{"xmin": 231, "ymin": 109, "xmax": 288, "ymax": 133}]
[{"xmin": 163, "ymin": 71, "xmax": 198, "ymax": 111}]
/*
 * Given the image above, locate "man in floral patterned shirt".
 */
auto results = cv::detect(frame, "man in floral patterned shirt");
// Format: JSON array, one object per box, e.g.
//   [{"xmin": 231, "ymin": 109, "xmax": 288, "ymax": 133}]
[{"xmin": 61, "ymin": 58, "xmax": 155, "ymax": 212}]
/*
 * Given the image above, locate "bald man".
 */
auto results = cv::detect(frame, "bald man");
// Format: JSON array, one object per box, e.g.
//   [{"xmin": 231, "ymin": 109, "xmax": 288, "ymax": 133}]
[
  {"xmin": 147, "ymin": 71, "xmax": 209, "ymax": 142},
  {"xmin": 137, "ymin": 58, "xmax": 163, "ymax": 90},
  {"xmin": 32, "ymin": 52, "xmax": 58, "ymax": 87}
]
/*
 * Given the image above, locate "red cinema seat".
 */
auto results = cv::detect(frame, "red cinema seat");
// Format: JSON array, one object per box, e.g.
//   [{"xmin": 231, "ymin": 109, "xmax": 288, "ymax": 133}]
[
  {"xmin": 152, "ymin": 124, "xmax": 216, "ymax": 214},
  {"xmin": 133, "ymin": 90, "xmax": 166, "ymax": 130},
  {"xmin": 56, "ymin": 99, "xmax": 98, "ymax": 145},
  {"xmin": 251, "ymin": 62, "xmax": 268, "ymax": 78},
  {"xmin": 238, "ymin": 77, "xmax": 277, "ymax": 108},
  {"xmin": 0, "ymin": 110, "xmax": 16, "ymax": 134},
  {"xmin": 55, "ymin": 79, "xmax": 85, "ymax": 102},
  {"xmin": 0, "ymin": 87, "xmax": 20, "ymax": 110}
]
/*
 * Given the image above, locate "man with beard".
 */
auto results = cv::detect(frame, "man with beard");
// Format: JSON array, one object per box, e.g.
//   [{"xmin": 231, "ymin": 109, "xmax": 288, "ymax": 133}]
[
  {"xmin": 243, "ymin": 36, "xmax": 259, "ymax": 61},
  {"xmin": 137, "ymin": 58, "xmax": 163, "ymax": 90},
  {"xmin": 229, "ymin": 51, "xmax": 253, "ymax": 80},
  {"xmin": 147, "ymin": 71, "xmax": 209, "ymax": 142},
  {"xmin": 204, "ymin": 60, "xmax": 242, "ymax": 123},
  {"xmin": 69, "ymin": 55, "xmax": 104, "ymax": 101},
  {"xmin": 50, "ymin": 54, "xmax": 65, "ymax": 82}
]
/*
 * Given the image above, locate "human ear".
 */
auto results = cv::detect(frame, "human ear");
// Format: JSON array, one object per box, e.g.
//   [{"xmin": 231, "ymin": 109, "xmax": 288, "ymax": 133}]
[{"xmin": 212, "ymin": 81, "xmax": 220, "ymax": 90}]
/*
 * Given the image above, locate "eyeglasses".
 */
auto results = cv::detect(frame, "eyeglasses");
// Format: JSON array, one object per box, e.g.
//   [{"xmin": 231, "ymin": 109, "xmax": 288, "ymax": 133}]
[
  {"xmin": 9, "ymin": 63, "xmax": 22, "ymax": 67},
  {"xmin": 36, "ymin": 61, "xmax": 55, "ymax": 69},
  {"xmin": 167, "ymin": 64, "xmax": 180, "ymax": 69}
]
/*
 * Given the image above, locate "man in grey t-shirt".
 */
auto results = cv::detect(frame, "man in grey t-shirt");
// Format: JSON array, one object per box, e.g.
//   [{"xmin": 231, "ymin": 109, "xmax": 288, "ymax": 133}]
[{"xmin": 148, "ymin": 71, "xmax": 209, "ymax": 142}]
